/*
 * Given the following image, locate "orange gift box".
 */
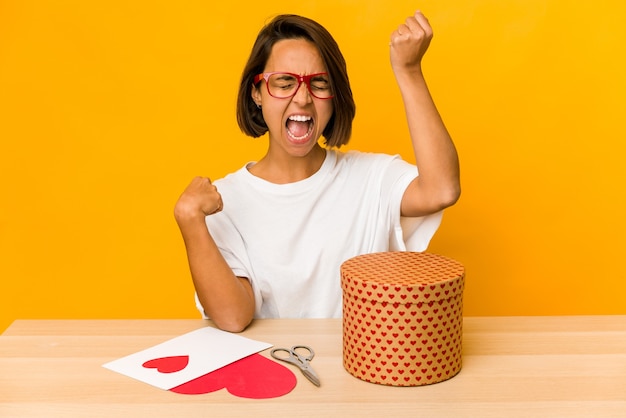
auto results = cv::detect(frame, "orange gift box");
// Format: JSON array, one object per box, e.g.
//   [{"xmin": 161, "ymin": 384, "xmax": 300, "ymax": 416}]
[{"xmin": 341, "ymin": 252, "xmax": 465, "ymax": 386}]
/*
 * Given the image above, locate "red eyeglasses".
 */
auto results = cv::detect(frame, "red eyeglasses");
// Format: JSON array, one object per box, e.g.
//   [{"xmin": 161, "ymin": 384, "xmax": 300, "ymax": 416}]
[{"xmin": 254, "ymin": 72, "xmax": 334, "ymax": 99}]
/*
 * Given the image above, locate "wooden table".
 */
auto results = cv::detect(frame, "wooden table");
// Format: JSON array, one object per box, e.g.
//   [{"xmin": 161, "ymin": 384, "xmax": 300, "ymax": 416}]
[{"xmin": 1, "ymin": 316, "xmax": 625, "ymax": 417}]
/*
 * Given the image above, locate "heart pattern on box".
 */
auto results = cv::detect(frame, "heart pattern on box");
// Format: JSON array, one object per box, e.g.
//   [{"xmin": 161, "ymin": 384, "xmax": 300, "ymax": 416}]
[{"xmin": 341, "ymin": 252, "xmax": 464, "ymax": 387}]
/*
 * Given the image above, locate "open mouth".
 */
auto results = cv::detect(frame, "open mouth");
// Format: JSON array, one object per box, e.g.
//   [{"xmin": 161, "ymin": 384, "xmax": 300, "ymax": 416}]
[{"xmin": 286, "ymin": 115, "xmax": 314, "ymax": 142}]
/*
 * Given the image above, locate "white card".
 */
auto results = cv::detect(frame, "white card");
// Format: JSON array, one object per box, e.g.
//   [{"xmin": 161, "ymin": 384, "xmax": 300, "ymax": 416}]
[{"xmin": 102, "ymin": 327, "xmax": 272, "ymax": 390}]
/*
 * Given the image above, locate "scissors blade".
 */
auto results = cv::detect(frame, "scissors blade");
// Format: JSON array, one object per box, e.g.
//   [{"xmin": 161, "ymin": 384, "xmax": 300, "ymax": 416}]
[{"xmin": 300, "ymin": 365, "xmax": 321, "ymax": 387}]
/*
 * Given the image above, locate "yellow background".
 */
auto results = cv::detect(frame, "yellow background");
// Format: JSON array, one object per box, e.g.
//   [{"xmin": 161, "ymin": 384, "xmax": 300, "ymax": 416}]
[{"xmin": 1, "ymin": 0, "xmax": 625, "ymax": 332}]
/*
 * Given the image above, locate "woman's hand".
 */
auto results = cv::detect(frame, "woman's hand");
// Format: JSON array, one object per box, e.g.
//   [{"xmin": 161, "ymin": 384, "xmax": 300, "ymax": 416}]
[
  {"xmin": 174, "ymin": 176, "xmax": 223, "ymax": 223},
  {"xmin": 389, "ymin": 11, "xmax": 433, "ymax": 75}
]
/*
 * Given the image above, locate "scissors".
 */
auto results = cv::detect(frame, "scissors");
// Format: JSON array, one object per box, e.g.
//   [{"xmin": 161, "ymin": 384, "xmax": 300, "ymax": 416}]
[{"xmin": 270, "ymin": 345, "xmax": 321, "ymax": 387}]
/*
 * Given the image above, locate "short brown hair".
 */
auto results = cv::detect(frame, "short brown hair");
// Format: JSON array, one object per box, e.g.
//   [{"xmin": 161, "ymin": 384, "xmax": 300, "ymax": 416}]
[{"xmin": 236, "ymin": 14, "xmax": 356, "ymax": 148}]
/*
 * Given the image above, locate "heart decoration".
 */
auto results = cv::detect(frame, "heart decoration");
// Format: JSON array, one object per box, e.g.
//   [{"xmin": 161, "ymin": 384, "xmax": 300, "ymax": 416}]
[
  {"xmin": 170, "ymin": 353, "xmax": 297, "ymax": 399},
  {"xmin": 142, "ymin": 355, "xmax": 189, "ymax": 374},
  {"xmin": 341, "ymin": 252, "xmax": 465, "ymax": 387}
]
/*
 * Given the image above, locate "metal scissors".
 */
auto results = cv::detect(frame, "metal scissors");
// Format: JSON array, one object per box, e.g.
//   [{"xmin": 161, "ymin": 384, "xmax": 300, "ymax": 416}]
[{"xmin": 270, "ymin": 345, "xmax": 321, "ymax": 387}]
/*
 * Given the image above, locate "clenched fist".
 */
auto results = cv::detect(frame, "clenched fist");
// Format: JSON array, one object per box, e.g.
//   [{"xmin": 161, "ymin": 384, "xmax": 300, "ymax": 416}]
[
  {"xmin": 174, "ymin": 176, "xmax": 223, "ymax": 223},
  {"xmin": 389, "ymin": 11, "xmax": 433, "ymax": 75}
]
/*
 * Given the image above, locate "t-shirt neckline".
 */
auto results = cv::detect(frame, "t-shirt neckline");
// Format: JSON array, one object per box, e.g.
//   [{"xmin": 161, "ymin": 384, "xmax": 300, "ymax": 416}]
[{"xmin": 241, "ymin": 149, "xmax": 336, "ymax": 193}]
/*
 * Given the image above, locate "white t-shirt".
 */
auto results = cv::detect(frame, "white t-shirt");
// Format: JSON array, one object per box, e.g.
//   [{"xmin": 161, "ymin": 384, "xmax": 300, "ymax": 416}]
[{"xmin": 197, "ymin": 149, "xmax": 443, "ymax": 319}]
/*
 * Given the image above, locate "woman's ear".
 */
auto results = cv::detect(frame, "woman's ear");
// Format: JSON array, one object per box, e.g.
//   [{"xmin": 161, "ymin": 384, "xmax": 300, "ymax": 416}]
[{"xmin": 251, "ymin": 84, "xmax": 262, "ymax": 108}]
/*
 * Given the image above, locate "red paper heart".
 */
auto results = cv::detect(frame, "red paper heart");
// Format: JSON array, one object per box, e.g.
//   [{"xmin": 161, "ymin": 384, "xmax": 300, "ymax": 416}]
[
  {"xmin": 142, "ymin": 355, "xmax": 189, "ymax": 373},
  {"xmin": 170, "ymin": 353, "xmax": 297, "ymax": 399}
]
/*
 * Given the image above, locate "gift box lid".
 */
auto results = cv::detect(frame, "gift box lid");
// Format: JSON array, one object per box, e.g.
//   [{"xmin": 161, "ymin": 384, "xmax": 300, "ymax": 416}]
[{"xmin": 341, "ymin": 252, "xmax": 464, "ymax": 304}]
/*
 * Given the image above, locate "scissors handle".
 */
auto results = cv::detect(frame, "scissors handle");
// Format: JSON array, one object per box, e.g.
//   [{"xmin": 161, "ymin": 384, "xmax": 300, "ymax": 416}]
[
  {"xmin": 270, "ymin": 345, "xmax": 314, "ymax": 363},
  {"xmin": 270, "ymin": 347, "xmax": 294, "ymax": 362},
  {"xmin": 291, "ymin": 345, "xmax": 315, "ymax": 361}
]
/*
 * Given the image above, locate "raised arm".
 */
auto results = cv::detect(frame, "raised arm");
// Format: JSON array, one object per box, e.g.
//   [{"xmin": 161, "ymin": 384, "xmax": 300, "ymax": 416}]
[
  {"xmin": 174, "ymin": 177, "xmax": 254, "ymax": 332},
  {"xmin": 390, "ymin": 11, "xmax": 460, "ymax": 217}
]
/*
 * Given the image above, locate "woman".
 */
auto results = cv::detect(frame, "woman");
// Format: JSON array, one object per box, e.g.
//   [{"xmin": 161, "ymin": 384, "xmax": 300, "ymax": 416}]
[{"xmin": 174, "ymin": 12, "xmax": 460, "ymax": 332}]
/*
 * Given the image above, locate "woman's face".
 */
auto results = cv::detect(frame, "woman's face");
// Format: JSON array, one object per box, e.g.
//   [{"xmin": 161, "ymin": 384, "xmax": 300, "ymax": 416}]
[{"xmin": 252, "ymin": 38, "xmax": 334, "ymax": 158}]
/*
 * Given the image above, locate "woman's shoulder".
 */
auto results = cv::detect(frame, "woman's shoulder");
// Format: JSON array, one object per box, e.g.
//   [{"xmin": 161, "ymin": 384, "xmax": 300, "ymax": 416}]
[
  {"xmin": 333, "ymin": 149, "xmax": 400, "ymax": 167},
  {"xmin": 211, "ymin": 163, "xmax": 252, "ymax": 189}
]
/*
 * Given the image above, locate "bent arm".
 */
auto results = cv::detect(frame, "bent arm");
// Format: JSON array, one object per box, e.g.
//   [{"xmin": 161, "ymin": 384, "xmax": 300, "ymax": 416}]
[
  {"xmin": 391, "ymin": 12, "xmax": 461, "ymax": 217},
  {"xmin": 174, "ymin": 177, "xmax": 255, "ymax": 332}
]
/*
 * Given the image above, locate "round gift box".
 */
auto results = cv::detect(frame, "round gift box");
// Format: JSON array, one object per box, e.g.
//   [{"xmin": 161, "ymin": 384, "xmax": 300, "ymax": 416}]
[{"xmin": 341, "ymin": 252, "xmax": 465, "ymax": 386}]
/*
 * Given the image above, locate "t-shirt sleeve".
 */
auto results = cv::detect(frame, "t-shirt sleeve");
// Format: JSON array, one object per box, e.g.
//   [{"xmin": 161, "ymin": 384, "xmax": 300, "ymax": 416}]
[
  {"xmin": 193, "ymin": 213, "xmax": 261, "ymax": 319},
  {"xmin": 381, "ymin": 156, "xmax": 443, "ymax": 251}
]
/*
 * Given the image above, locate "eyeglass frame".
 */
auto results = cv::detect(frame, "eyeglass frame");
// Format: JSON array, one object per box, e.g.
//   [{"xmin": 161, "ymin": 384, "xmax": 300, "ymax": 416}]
[{"xmin": 253, "ymin": 72, "xmax": 334, "ymax": 100}]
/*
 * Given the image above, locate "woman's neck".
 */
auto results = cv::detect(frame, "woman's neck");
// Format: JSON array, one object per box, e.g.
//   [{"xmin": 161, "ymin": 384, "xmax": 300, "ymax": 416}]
[{"xmin": 248, "ymin": 144, "xmax": 327, "ymax": 184}]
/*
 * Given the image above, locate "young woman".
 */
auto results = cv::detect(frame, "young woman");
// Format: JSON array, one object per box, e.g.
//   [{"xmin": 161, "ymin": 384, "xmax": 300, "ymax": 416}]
[{"xmin": 174, "ymin": 12, "xmax": 460, "ymax": 332}]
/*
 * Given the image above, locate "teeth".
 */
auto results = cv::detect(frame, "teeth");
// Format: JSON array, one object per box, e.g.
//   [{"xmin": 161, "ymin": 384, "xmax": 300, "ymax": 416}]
[{"xmin": 288, "ymin": 115, "xmax": 312, "ymax": 122}]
